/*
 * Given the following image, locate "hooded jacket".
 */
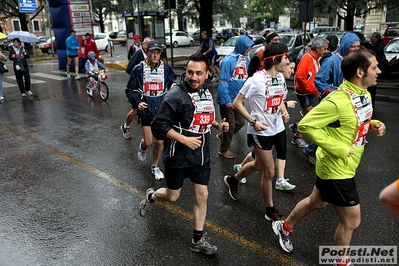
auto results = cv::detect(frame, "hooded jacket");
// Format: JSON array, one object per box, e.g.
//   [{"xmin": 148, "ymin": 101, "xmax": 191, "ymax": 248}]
[
  {"xmin": 151, "ymin": 74, "xmax": 214, "ymax": 168},
  {"xmin": 125, "ymin": 59, "xmax": 176, "ymax": 122},
  {"xmin": 216, "ymin": 35, "xmax": 254, "ymax": 106},
  {"xmin": 315, "ymin": 32, "xmax": 360, "ymax": 94},
  {"xmin": 85, "ymin": 52, "xmax": 106, "ymax": 73}
]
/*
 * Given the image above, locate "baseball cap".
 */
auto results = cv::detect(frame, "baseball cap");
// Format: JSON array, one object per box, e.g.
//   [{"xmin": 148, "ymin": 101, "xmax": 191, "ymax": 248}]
[
  {"xmin": 85, "ymin": 32, "xmax": 91, "ymax": 36},
  {"xmin": 133, "ymin": 34, "xmax": 141, "ymax": 39},
  {"xmin": 70, "ymin": 29, "xmax": 76, "ymax": 33},
  {"xmin": 147, "ymin": 40, "xmax": 162, "ymax": 51}
]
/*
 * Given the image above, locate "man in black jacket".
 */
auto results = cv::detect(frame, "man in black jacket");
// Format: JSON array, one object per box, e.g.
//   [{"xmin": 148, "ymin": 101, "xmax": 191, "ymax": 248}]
[{"xmin": 138, "ymin": 53, "xmax": 229, "ymax": 255}]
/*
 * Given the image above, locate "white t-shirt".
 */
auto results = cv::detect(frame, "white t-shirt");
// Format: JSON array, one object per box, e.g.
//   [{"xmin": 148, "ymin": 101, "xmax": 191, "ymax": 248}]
[{"xmin": 239, "ymin": 70, "xmax": 287, "ymax": 136}]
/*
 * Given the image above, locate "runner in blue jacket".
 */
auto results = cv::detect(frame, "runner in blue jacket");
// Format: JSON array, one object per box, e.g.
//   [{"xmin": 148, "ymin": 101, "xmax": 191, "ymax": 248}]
[{"xmin": 216, "ymin": 35, "xmax": 254, "ymax": 159}]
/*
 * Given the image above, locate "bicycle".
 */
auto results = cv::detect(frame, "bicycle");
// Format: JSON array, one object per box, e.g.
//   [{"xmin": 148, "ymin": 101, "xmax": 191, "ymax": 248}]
[{"xmin": 85, "ymin": 69, "xmax": 109, "ymax": 101}]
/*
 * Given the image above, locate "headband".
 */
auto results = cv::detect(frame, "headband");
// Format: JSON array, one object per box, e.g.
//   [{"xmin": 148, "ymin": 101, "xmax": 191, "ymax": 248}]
[{"xmin": 264, "ymin": 52, "xmax": 288, "ymax": 61}]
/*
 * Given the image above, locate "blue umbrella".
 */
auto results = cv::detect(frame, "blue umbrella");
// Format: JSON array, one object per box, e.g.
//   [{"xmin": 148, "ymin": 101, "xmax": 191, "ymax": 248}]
[{"xmin": 8, "ymin": 31, "xmax": 39, "ymax": 43}]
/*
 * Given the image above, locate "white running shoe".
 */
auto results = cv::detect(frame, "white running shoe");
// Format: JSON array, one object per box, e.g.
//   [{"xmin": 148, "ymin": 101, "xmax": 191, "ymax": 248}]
[
  {"xmin": 291, "ymin": 137, "xmax": 308, "ymax": 148},
  {"xmin": 275, "ymin": 178, "xmax": 296, "ymax": 191},
  {"xmin": 151, "ymin": 166, "xmax": 164, "ymax": 180},
  {"xmin": 272, "ymin": 220, "xmax": 293, "ymax": 253}
]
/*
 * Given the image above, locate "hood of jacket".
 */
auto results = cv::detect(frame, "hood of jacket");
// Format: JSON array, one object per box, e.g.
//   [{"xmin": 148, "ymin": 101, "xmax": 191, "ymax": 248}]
[
  {"xmin": 233, "ymin": 35, "xmax": 254, "ymax": 55},
  {"xmin": 339, "ymin": 32, "xmax": 360, "ymax": 56}
]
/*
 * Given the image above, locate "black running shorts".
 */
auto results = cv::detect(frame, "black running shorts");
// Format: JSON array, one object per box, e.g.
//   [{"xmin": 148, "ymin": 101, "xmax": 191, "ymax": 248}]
[
  {"xmin": 315, "ymin": 176, "xmax": 360, "ymax": 207},
  {"xmin": 165, "ymin": 163, "xmax": 211, "ymax": 190}
]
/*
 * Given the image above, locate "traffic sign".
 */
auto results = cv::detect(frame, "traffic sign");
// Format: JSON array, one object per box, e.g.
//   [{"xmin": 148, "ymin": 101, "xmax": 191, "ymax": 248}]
[{"xmin": 19, "ymin": 0, "xmax": 37, "ymax": 13}]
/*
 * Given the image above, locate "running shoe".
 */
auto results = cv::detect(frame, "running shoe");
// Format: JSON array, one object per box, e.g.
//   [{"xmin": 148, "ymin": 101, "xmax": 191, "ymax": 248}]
[
  {"xmin": 151, "ymin": 166, "xmax": 164, "ymax": 180},
  {"xmin": 66, "ymin": 72, "xmax": 71, "ymax": 78},
  {"xmin": 26, "ymin": 91, "xmax": 33, "ymax": 96},
  {"xmin": 120, "ymin": 125, "xmax": 131, "ymax": 139},
  {"xmin": 223, "ymin": 175, "xmax": 238, "ymax": 200},
  {"xmin": 291, "ymin": 137, "xmax": 309, "ymax": 148},
  {"xmin": 233, "ymin": 164, "xmax": 246, "ymax": 184},
  {"xmin": 138, "ymin": 188, "xmax": 154, "ymax": 217},
  {"xmin": 190, "ymin": 234, "xmax": 218, "ymax": 255},
  {"xmin": 275, "ymin": 178, "xmax": 296, "ymax": 191},
  {"xmin": 75, "ymin": 74, "xmax": 81, "ymax": 80},
  {"xmin": 272, "ymin": 220, "xmax": 293, "ymax": 253},
  {"xmin": 138, "ymin": 142, "xmax": 147, "ymax": 161}
]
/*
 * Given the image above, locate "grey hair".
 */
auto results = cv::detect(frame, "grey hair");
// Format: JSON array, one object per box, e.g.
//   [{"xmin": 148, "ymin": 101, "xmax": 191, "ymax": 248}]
[{"xmin": 310, "ymin": 37, "xmax": 329, "ymax": 50}]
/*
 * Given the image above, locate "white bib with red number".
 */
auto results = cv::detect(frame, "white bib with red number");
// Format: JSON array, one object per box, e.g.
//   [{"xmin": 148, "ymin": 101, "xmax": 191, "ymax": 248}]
[
  {"xmin": 260, "ymin": 70, "xmax": 285, "ymax": 114},
  {"xmin": 342, "ymin": 89, "xmax": 373, "ymax": 147},
  {"xmin": 143, "ymin": 61, "xmax": 164, "ymax": 97},
  {"xmin": 187, "ymin": 89, "xmax": 215, "ymax": 133},
  {"xmin": 230, "ymin": 54, "xmax": 248, "ymax": 80}
]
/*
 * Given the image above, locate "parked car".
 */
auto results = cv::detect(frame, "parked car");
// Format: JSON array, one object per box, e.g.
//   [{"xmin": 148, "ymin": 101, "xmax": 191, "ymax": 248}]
[
  {"xmin": 0, "ymin": 37, "xmax": 12, "ymax": 51},
  {"xmin": 191, "ymin": 28, "xmax": 218, "ymax": 44},
  {"xmin": 37, "ymin": 36, "xmax": 50, "ymax": 43},
  {"xmin": 384, "ymin": 37, "xmax": 399, "ymax": 73},
  {"xmin": 382, "ymin": 27, "xmax": 399, "ymax": 47},
  {"xmin": 278, "ymin": 31, "xmax": 312, "ymax": 63},
  {"xmin": 37, "ymin": 36, "xmax": 56, "ymax": 54},
  {"xmin": 108, "ymin": 31, "xmax": 118, "ymax": 39},
  {"xmin": 165, "ymin": 31, "xmax": 194, "ymax": 47},
  {"xmin": 116, "ymin": 30, "xmax": 126, "ymax": 44},
  {"xmin": 216, "ymin": 28, "xmax": 245, "ymax": 43},
  {"xmin": 95, "ymin": 33, "xmax": 114, "ymax": 52},
  {"xmin": 311, "ymin": 26, "xmax": 340, "ymax": 36},
  {"xmin": 353, "ymin": 25, "xmax": 364, "ymax": 33},
  {"xmin": 218, "ymin": 35, "xmax": 266, "ymax": 62}
]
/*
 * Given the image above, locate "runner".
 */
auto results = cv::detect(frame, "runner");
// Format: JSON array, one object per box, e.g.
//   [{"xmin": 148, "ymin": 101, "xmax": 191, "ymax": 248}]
[{"xmin": 272, "ymin": 50, "xmax": 386, "ymax": 263}]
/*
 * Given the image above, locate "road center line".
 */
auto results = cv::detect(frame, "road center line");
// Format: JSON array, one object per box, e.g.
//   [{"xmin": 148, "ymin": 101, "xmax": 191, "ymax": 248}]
[{"xmin": 1, "ymin": 123, "xmax": 305, "ymax": 266}]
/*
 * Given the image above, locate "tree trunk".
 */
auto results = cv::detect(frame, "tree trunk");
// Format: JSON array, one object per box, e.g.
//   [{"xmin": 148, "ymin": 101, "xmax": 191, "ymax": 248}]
[
  {"xmin": 344, "ymin": 0, "xmax": 355, "ymax": 31},
  {"xmin": 199, "ymin": 0, "xmax": 214, "ymax": 40}
]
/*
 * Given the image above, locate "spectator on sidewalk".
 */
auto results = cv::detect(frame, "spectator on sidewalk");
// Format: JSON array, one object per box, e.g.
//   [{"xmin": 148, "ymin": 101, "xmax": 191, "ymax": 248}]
[
  {"xmin": 9, "ymin": 38, "xmax": 32, "ymax": 97},
  {"xmin": 66, "ymin": 29, "xmax": 81, "ymax": 79},
  {"xmin": 83, "ymin": 32, "xmax": 99, "ymax": 59},
  {"xmin": 127, "ymin": 34, "xmax": 142, "ymax": 60}
]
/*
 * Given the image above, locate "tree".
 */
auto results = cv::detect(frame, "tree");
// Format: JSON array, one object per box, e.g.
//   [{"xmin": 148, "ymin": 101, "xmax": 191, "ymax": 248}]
[
  {"xmin": 311, "ymin": 0, "xmax": 397, "ymax": 30},
  {"xmin": 92, "ymin": 0, "xmax": 123, "ymax": 33},
  {"xmin": 0, "ymin": 0, "xmax": 45, "ymax": 32},
  {"xmin": 193, "ymin": 0, "xmax": 215, "ymax": 39}
]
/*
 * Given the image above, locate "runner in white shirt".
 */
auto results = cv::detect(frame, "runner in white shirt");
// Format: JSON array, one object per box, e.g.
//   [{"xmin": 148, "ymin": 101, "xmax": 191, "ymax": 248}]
[{"xmin": 224, "ymin": 43, "xmax": 291, "ymax": 221}]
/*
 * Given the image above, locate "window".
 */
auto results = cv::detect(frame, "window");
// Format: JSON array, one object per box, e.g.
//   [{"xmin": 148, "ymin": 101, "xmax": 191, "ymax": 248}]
[
  {"xmin": 220, "ymin": 17, "xmax": 226, "ymax": 26},
  {"xmin": 32, "ymin": 19, "xmax": 40, "ymax": 32},
  {"xmin": 12, "ymin": 19, "xmax": 21, "ymax": 31},
  {"xmin": 108, "ymin": 23, "xmax": 113, "ymax": 32}
]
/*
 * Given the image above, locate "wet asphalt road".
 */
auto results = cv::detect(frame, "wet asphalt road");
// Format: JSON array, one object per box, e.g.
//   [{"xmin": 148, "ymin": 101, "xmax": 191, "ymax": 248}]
[{"xmin": 0, "ymin": 59, "xmax": 399, "ymax": 266}]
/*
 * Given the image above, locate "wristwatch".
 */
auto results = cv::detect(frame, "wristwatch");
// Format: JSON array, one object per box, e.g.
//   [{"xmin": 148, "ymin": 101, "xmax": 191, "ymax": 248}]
[{"xmin": 250, "ymin": 119, "xmax": 257, "ymax": 127}]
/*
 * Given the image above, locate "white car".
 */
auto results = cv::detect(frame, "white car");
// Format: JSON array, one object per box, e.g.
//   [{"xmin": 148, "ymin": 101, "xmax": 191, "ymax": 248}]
[
  {"xmin": 95, "ymin": 33, "xmax": 114, "ymax": 52},
  {"xmin": 165, "ymin": 31, "xmax": 194, "ymax": 48},
  {"xmin": 384, "ymin": 37, "xmax": 399, "ymax": 73},
  {"xmin": 217, "ymin": 35, "xmax": 266, "ymax": 61}
]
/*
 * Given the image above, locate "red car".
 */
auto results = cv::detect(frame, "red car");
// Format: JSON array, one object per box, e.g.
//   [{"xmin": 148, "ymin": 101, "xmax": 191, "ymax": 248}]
[
  {"xmin": 382, "ymin": 27, "xmax": 399, "ymax": 47},
  {"xmin": 37, "ymin": 37, "xmax": 57, "ymax": 54}
]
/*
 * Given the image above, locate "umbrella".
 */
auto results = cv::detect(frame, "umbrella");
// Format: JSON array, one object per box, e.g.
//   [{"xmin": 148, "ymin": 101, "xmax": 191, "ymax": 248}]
[
  {"xmin": 259, "ymin": 28, "xmax": 276, "ymax": 37},
  {"xmin": 8, "ymin": 31, "xmax": 39, "ymax": 43},
  {"xmin": 0, "ymin": 32, "xmax": 7, "ymax": 39}
]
